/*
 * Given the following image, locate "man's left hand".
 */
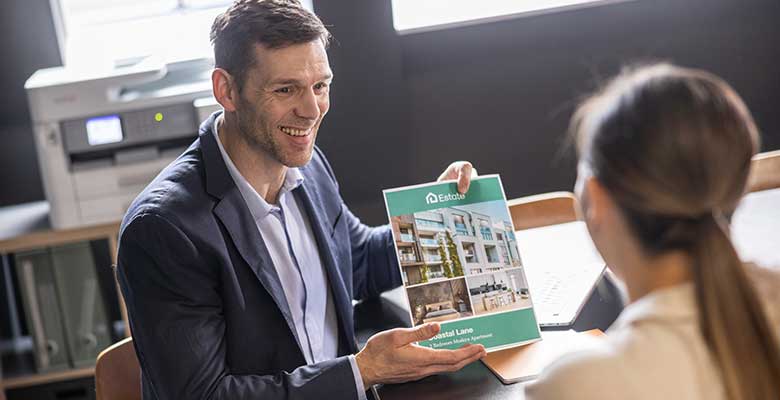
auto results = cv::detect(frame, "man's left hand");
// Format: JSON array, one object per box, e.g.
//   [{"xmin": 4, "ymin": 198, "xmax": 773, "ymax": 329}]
[{"xmin": 437, "ymin": 161, "xmax": 478, "ymax": 194}]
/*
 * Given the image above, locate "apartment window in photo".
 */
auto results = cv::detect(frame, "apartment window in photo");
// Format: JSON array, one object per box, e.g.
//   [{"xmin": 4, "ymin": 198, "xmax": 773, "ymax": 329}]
[
  {"xmin": 479, "ymin": 219, "xmax": 493, "ymax": 241},
  {"xmin": 453, "ymin": 214, "xmax": 469, "ymax": 236},
  {"xmin": 399, "ymin": 228, "xmax": 414, "ymax": 242}
]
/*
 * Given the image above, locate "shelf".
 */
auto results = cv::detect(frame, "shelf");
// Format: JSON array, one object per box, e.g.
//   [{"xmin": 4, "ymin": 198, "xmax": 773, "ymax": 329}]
[
  {"xmin": 0, "ymin": 201, "xmax": 128, "ymax": 396},
  {"xmin": 1, "ymin": 367, "xmax": 95, "ymax": 390}
]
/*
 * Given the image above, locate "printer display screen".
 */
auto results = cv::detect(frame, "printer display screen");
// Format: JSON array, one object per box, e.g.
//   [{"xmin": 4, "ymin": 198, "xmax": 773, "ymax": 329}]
[{"xmin": 86, "ymin": 115, "xmax": 123, "ymax": 146}]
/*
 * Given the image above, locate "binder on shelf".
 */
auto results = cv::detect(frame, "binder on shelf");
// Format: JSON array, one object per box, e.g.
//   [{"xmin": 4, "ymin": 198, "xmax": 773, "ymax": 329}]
[
  {"xmin": 13, "ymin": 250, "xmax": 70, "ymax": 372},
  {"xmin": 50, "ymin": 242, "xmax": 113, "ymax": 368}
]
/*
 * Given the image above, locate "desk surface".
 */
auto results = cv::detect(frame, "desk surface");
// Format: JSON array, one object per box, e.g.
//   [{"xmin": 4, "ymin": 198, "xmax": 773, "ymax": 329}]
[
  {"xmin": 732, "ymin": 188, "xmax": 780, "ymax": 268},
  {"xmin": 368, "ymin": 188, "xmax": 780, "ymax": 400}
]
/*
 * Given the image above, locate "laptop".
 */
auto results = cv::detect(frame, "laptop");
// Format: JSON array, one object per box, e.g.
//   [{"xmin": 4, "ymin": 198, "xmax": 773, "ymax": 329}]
[{"xmin": 515, "ymin": 221, "xmax": 606, "ymax": 327}]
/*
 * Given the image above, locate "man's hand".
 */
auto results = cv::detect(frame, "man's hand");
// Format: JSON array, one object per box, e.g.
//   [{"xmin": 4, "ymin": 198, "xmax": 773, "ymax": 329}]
[
  {"xmin": 355, "ymin": 323, "xmax": 486, "ymax": 388},
  {"xmin": 437, "ymin": 161, "xmax": 478, "ymax": 194}
]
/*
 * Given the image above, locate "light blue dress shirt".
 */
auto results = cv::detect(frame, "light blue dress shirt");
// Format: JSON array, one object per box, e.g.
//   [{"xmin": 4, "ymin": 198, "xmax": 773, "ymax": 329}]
[{"xmin": 213, "ymin": 125, "xmax": 367, "ymax": 399}]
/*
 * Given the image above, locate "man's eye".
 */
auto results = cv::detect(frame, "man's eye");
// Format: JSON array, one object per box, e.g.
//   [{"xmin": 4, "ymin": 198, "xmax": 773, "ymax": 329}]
[{"xmin": 276, "ymin": 87, "xmax": 292, "ymax": 94}]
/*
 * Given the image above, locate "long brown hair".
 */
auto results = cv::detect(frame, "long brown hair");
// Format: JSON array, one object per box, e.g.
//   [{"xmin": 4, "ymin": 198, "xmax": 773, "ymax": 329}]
[{"xmin": 572, "ymin": 63, "xmax": 780, "ymax": 400}]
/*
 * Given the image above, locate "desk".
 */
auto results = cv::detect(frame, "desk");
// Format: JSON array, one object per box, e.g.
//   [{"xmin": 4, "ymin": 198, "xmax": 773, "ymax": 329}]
[
  {"xmin": 732, "ymin": 188, "xmax": 780, "ymax": 268},
  {"xmin": 358, "ymin": 188, "xmax": 780, "ymax": 400}
]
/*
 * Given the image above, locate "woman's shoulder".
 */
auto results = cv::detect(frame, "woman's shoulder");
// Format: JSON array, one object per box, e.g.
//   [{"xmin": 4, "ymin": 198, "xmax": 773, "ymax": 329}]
[
  {"xmin": 525, "ymin": 316, "xmax": 716, "ymax": 399},
  {"xmin": 524, "ymin": 339, "xmax": 627, "ymax": 400}
]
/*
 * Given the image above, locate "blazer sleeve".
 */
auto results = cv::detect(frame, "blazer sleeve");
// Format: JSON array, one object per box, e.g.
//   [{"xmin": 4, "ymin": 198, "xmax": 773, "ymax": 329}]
[
  {"xmin": 345, "ymin": 207, "xmax": 402, "ymax": 301},
  {"xmin": 117, "ymin": 212, "xmax": 360, "ymax": 400}
]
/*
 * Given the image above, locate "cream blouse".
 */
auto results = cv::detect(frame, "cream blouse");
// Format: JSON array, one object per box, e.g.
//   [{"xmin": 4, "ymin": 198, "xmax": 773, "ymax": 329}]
[{"xmin": 525, "ymin": 265, "xmax": 780, "ymax": 400}]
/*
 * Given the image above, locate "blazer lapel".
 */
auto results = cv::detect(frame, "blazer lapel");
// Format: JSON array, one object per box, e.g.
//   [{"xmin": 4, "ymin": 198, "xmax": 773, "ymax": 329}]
[
  {"xmin": 213, "ymin": 193, "xmax": 304, "ymax": 347},
  {"xmin": 296, "ymin": 181, "xmax": 357, "ymax": 353},
  {"xmin": 200, "ymin": 114, "xmax": 304, "ymax": 354}
]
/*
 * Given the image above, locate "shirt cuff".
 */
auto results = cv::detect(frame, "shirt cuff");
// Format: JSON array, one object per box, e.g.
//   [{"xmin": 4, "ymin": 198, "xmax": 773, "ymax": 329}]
[{"xmin": 348, "ymin": 354, "xmax": 369, "ymax": 400}]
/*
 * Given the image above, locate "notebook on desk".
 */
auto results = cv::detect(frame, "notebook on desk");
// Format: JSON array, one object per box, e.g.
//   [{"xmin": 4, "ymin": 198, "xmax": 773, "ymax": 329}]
[
  {"xmin": 516, "ymin": 221, "xmax": 606, "ymax": 327},
  {"xmin": 482, "ymin": 329, "xmax": 606, "ymax": 384}
]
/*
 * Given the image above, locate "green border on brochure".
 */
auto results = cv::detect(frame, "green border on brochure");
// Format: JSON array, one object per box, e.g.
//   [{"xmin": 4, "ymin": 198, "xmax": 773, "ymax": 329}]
[
  {"xmin": 384, "ymin": 176, "xmax": 505, "ymax": 217},
  {"xmin": 419, "ymin": 308, "xmax": 540, "ymax": 350}
]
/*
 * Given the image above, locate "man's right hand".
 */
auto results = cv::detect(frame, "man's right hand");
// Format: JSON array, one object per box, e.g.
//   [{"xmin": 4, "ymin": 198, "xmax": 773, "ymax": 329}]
[{"xmin": 354, "ymin": 322, "xmax": 487, "ymax": 388}]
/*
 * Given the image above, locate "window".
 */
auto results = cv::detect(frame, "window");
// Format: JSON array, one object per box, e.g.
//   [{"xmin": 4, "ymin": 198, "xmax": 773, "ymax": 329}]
[
  {"xmin": 54, "ymin": 0, "xmax": 313, "ymax": 66},
  {"xmin": 415, "ymin": 218, "xmax": 445, "ymax": 229},
  {"xmin": 391, "ymin": 0, "xmax": 629, "ymax": 34},
  {"xmin": 484, "ymin": 245, "xmax": 499, "ymax": 263}
]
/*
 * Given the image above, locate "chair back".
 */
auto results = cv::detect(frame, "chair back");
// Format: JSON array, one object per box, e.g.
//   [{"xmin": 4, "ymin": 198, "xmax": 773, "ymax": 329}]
[
  {"xmin": 95, "ymin": 337, "xmax": 141, "ymax": 400},
  {"xmin": 508, "ymin": 191, "xmax": 581, "ymax": 230},
  {"xmin": 748, "ymin": 150, "xmax": 780, "ymax": 192}
]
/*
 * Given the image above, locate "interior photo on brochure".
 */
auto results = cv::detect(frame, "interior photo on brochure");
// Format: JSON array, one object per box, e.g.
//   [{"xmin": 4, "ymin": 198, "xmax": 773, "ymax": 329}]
[{"xmin": 383, "ymin": 175, "xmax": 541, "ymax": 351}]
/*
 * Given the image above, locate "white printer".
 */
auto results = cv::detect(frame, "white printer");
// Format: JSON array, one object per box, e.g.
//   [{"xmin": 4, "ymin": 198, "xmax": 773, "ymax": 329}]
[{"xmin": 25, "ymin": 57, "xmax": 221, "ymax": 229}]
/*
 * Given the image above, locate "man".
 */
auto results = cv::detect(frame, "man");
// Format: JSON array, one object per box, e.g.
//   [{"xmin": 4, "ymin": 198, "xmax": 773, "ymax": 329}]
[{"xmin": 116, "ymin": 1, "xmax": 485, "ymax": 399}]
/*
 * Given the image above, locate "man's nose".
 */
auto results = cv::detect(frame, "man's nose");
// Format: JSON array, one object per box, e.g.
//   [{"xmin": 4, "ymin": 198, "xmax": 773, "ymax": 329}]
[{"xmin": 295, "ymin": 89, "xmax": 320, "ymax": 120}]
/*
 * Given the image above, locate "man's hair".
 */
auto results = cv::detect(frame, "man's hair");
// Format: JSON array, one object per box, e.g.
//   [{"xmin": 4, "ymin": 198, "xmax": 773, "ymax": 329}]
[{"xmin": 210, "ymin": 0, "xmax": 331, "ymax": 92}]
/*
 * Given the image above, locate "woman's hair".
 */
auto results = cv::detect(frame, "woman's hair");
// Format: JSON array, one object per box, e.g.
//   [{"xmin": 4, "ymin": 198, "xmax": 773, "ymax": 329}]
[{"xmin": 571, "ymin": 63, "xmax": 780, "ymax": 400}]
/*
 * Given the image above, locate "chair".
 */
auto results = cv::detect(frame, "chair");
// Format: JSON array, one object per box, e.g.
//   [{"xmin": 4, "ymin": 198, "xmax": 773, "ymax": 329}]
[
  {"xmin": 95, "ymin": 337, "xmax": 141, "ymax": 400},
  {"xmin": 507, "ymin": 191, "xmax": 581, "ymax": 230},
  {"xmin": 748, "ymin": 150, "xmax": 780, "ymax": 192}
]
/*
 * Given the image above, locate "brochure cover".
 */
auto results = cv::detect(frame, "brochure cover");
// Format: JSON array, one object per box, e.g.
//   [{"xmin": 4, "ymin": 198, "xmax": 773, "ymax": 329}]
[{"xmin": 383, "ymin": 175, "xmax": 541, "ymax": 352}]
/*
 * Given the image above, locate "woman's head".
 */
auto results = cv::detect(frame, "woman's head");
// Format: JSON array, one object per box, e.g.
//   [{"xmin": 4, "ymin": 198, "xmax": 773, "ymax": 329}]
[
  {"xmin": 574, "ymin": 64, "xmax": 758, "ymax": 254},
  {"xmin": 571, "ymin": 63, "xmax": 779, "ymax": 400}
]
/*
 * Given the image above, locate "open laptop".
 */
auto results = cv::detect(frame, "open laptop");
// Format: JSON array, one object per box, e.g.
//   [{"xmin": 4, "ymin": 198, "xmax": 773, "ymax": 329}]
[{"xmin": 516, "ymin": 221, "xmax": 606, "ymax": 327}]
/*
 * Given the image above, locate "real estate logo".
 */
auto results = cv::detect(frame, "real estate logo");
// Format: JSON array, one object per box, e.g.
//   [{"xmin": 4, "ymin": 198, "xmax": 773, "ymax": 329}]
[{"xmin": 426, "ymin": 191, "xmax": 465, "ymax": 205}]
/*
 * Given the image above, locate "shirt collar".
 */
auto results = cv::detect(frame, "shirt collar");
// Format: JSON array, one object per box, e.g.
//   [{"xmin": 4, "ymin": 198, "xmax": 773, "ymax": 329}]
[
  {"xmin": 213, "ymin": 117, "xmax": 305, "ymax": 221},
  {"xmin": 610, "ymin": 282, "xmax": 697, "ymax": 331}
]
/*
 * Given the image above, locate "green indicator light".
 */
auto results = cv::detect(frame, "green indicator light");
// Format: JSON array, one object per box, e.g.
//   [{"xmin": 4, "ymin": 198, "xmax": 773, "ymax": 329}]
[{"xmin": 154, "ymin": 112, "xmax": 164, "ymax": 122}]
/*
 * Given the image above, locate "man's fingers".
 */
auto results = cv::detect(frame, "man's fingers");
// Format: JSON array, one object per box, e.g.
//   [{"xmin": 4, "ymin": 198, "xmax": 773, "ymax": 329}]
[
  {"xmin": 437, "ymin": 161, "xmax": 477, "ymax": 192},
  {"xmin": 456, "ymin": 162, "xmax": 473, "ymax": 194},
  {"xmin": 447, "ymin": 346, "xmax": 486, "ymax": 371},
  {"xmin": 392, "ymin": 323, "xmax": 440, "ymax": 346},
  {"xmin": 415, "ymin": 347, "xmax": 486, "ymax": 377},
  {"xmin": 415, "ymin": 343, "xmax": 485, "ymax": 366}
]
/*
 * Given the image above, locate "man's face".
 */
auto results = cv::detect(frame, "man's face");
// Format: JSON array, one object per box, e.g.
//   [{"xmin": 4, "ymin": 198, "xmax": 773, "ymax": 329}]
[{"xmin": 233, "ymin": 40, "xmax": 332, "ymax": 167}]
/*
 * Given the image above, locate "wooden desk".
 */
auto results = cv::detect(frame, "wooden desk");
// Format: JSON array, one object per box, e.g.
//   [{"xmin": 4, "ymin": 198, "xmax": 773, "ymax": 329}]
[{"xmin": 372, "ymin": 188, "xmax": 780, "ymax": 400}]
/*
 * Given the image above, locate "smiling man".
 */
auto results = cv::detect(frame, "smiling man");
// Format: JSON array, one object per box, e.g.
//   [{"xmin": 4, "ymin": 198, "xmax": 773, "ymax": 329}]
[{"xmin": 116, "ymin": 1, "xmax": 484, "ymax": 399}]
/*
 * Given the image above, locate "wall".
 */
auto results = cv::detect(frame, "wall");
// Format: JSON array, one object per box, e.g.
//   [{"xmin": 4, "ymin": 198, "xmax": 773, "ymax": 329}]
[
  {"xmin": 0, "ymin": 0, "xmax": 61, "ymax": 206},
  {"xmin": 402, "ymin": 0, "xmax": 780, "ymax": 200}
]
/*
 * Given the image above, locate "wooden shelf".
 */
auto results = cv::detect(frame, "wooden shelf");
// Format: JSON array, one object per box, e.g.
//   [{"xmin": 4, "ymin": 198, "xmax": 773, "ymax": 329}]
[
  {"xmin": 0, "ymin": 221, "xmax": 121, "ymax": 254},
  {"xmin": 0, "ymin": 201, "xmax": 128, "ymax": 396},
  {"xmin": 1, "ymin": 367, "xmax": 95, "ymax": 390}
]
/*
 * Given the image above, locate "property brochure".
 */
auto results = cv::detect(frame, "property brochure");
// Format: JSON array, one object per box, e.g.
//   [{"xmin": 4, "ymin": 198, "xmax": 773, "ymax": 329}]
[{"xmin": 383, "ymin": 175, "xmax": 541, "ymax": 352}]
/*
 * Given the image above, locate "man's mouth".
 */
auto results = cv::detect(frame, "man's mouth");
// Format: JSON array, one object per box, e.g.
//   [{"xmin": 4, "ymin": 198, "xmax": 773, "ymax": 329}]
[{"xmin": 279, "ymin": 126, "xmax": 311, "ymax": 137}]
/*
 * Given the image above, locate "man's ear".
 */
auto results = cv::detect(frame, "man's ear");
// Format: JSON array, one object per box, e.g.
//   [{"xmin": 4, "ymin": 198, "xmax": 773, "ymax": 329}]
[{"xmin": 212, "ymin": 68, "xmax": 238, "ymax": 112}]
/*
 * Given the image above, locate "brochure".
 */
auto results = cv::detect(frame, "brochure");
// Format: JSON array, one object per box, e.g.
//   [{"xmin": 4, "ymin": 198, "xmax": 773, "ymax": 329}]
[{"xmin": 383, "ymin": 175, "xmax": 542, "ymax": 352}]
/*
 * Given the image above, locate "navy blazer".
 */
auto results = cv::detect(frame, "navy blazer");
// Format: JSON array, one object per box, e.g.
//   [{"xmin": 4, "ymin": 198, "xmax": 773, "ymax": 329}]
[{"xmin": 117, "ymin": 112, "xmax": 402, "ymax": 400}]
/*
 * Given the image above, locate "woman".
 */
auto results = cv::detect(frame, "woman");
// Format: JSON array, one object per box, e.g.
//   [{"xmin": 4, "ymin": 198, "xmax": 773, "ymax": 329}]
[{"xmin": 526, "ymin": 64, "xmax": 780, "ymax": 400}]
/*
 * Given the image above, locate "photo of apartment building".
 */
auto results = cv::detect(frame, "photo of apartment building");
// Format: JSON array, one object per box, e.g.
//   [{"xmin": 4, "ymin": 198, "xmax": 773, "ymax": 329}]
[{"xmin": 390, "ymin": 201, "xmax": 522, "ymax": 286}]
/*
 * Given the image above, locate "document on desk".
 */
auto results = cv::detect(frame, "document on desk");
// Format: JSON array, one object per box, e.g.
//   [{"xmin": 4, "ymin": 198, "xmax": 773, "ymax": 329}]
[{"xmin": 383, "ymin": 175, "xmax": 541, "ymax": 351}]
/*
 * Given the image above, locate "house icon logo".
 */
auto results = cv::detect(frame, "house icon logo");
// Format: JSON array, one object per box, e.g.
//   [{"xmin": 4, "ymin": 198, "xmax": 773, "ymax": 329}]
[{"xmin": 425, "ymin": 192, "xmax": 438, "ymax": 205}]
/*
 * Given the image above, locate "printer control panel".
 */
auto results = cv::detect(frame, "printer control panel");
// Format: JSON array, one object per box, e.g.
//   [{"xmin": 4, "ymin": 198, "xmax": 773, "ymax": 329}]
[{"xmin": 60, "ymin": 103, "xmax": 198, "ymax": 156}]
